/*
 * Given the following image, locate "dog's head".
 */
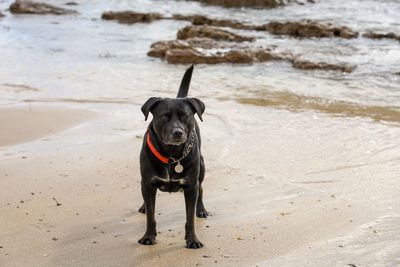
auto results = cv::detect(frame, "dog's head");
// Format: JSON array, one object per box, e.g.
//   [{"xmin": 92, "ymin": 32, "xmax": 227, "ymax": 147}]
[
  {"xmin": 141, "ymin": 97, "xmax": 204, "ymax": 145},
  {"xmin": 141, "ymin": 66, "xmax": 205, "ymax": 146}
]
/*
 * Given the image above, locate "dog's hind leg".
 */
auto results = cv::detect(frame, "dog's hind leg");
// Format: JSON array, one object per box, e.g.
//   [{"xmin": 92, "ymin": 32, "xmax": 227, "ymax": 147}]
[{"xmin": 196, "ymin": 156, "xmax": 208, "ymax": 218}]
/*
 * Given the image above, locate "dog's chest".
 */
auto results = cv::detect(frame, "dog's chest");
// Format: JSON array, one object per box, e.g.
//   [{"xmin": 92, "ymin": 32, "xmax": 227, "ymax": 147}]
[
  {"xmin": 155, "ymin": 168, "xmax": 189, "ymax": 193},
  {"xmin": 159, "ymin": 183, "xmax": 182, "ymax": 193}
]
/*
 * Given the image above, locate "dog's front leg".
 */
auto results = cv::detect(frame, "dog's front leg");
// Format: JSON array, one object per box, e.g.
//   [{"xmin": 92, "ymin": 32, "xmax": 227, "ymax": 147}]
[
  {"xmin": 138, "ymin": 184, "xmax": 157, "ymax": 245},
  {"xmin": 184, "ymin": 182, "xmax": 203, "ymax": 249}
]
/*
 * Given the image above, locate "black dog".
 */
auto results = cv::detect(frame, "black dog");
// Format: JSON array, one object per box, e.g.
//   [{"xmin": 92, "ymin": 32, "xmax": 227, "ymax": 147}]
[{"xmin": 138, "ymin": 65, "xmax": 207, "ymax": 249}]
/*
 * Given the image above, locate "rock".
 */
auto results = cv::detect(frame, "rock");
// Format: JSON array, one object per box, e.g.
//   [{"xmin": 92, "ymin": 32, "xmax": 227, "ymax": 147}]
[
  {"xmin": 148, "ymin": 40, "xmax": 231, "ymax": 64},
  {"xmin": 189, "ymin": 0, "xmax": 314, "ymax": 8},
  {"xmin": 189, "ymin": 0, "xmax": 287, "ymax": 8},
  {"xmin": 148, "ymin": 40, "xmax": 194, "ymax": 58},
  {"xmin": 165, "ymin": 49, "xmax": 217, "ymax": 64},
  {"xmin": 149, "ymin": 40, "xmax": 289, "ymax": 64},
  {"xmin": 363, "ymin": 32, "xmax": 400, "ymax": 42},
  {"xmin": 9, "ymin": 0, "xmax": 78, "ymax": 15},
  {"xmin": 102, "ymin": 12, "xmax": 258, "ymax": 30},
  {"xmin": 65, "ymin": 2, "xmax": 78, "ymax": 5},
  {"xmin": 264, "ymin": 20, "xmax": 358, "ymax": 39},
  {"xmin": 165, "ymin": 49, "xmax": 254, "ymax": 64},
  {"xmin": 148, "ymin": 39, "xmax": 353, "ymax": 72},
  {"xmin": 224, "ymin": 50, "xmax": 254, "ymax": 63},
  {"xmin": 0, "ymin": 12, "xmax": 4, "ymax": 17},
  {"xmin": 186, "ymin": 37, "xmax": 231, "ymax": 49},
  {"xmin": 292, "ymin": 59, "xmax": 355, "ymax": 73},
  {"xmin": 101, "ymin": 11, "xmax": 361, "ymax": 43},
  {"xmin": 148, "ymin": 38, "xmax": 244, "ymax": 58},
  {"xmin": 177, "ymin": 25, "xmax": 255, "ymax": 42},
  {"xmin": 254, "ymin": 50, "xmax": 291, "ymax": 61},
  {"xmin": 101, "ymin": 11, "xmax": 163, "ymax": 24},
  {"xmin": 175, "ymin": 16, "xmax": 358, "ymax": 40},
  {"xmin": 173, "ymin": 14, "xmax": 256, "ymax": 30}
]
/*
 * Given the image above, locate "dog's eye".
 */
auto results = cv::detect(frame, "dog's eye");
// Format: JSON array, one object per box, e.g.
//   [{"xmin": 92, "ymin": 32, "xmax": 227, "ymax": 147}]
[
  {"xmin": 162, "ymin": 113, "xmax": 171, "ymax": 121},
  {"xmin": 180, "ymin": 114, "xmax": 188, "ymax": 121}
]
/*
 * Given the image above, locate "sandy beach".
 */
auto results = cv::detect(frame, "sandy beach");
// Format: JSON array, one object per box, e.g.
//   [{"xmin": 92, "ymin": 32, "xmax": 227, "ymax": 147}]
[
  {"xmin": 1, "ymin": 0, "xmax": 400, "ymax": 266},
  {"xmin": 1, "ymin": 100, "xmax": 399, "ymax": 266},
  {"xmin": 0, "ymin": 106, "xmax": 95, "ymax": 147}
]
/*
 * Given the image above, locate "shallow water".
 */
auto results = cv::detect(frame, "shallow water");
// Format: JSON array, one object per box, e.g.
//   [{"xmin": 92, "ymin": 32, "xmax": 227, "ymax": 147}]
[
  {"xmin": 1, "ymin": 0, "xmax": 399, "ymax": 124},
  {"xmin": 0, "ymin": 1, "xmax": 400, "ymax": 180}
]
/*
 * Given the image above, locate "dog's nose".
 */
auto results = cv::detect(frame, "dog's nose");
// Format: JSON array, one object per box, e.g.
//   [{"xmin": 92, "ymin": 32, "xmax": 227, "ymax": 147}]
[{"xmin": 172, "ymin": 129, "xmax": 183, "ymax": 139}]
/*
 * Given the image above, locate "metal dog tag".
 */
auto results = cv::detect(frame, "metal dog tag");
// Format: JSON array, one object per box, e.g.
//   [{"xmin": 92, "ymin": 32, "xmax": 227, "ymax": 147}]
[{"xmin": 175, "ymin": 162, "xmax": 184, "ymax": 173}]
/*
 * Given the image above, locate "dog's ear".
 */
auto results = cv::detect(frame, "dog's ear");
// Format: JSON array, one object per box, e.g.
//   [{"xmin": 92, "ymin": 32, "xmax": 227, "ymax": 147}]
[
  {"xmin": 141, "ymin": 97, "xmax": 162, "ymax": 121},
  {"xmin": 185, "ymin": 98, "xmax": 205, "ymax": 122}
]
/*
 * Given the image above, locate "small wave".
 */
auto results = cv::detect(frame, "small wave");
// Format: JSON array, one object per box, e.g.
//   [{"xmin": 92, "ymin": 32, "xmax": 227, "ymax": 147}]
[
  {"xmin": 236, "ymin": 90, "xmax": 400, "ymax": 125},
  {"xmin": 1, "ymin": 83, "xmax": 40, "ymax": 93}
]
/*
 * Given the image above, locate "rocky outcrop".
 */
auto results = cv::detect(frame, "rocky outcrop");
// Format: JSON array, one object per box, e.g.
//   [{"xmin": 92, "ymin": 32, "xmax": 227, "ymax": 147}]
[
  {"xmin": 102, "ymin": 12, "xmax": 252, "ymax": 30},
  {"xmin": 148, "ymin": 40, "xmax": 286, "ymax": 64},
  {"xmin": 173, "ymin": 15, "xmax": 358, "ymax": 40},
  {"xmin": 188, "ymin": 0, "xmax": 288, "ymax": 8},
  {"xmin": 165, "ymin": 49, "xmax": 288, "ymax": 64},
  {"xmin": 101, "ymin": 11, "xmax": 163, "ymax": 24},
  {"xmin": 100, "ymin": 11, "xmax": 359, "ymax": 41},
  {"xmin": 9, "ymin": 0, "xmax": 78, "ymax": 15},
  {"xmin": 363, "ymin": 32, "xmax": 400, "ymax": 42},
  {"xmin": 166, "ymin": 49, "xmax": 251, "ymax": 64},
  {"xmin": 148, "ymin": 40, "xmax": 194, "ymax": 58},
  {"xmin": 264, "ymin": 20, "xmax": 358, "ymax": 39},
  {"xmin": 291, "ymin": 59, "xmax": 354, "ymax": 73},
  {"xmin": 148, "ymin": 39, "xmax": 354, "ymax": 72},
  {"xmin": 173, "ymin": 14, "xmax": 256, "ymax": 30},
  {"xmin": 98, "ymin": 9, "xmax": 357, "ymax": 71},
  {"xmin": 188, "ymin": 0, "xmax": 316, "ymax": 8},
  {"xmin": 177, "ymin": 25, "xmax": 255, "ymax": 42},
  {"xmin": 148, "ymin": 38, "xmax": 242, "ymax": 58}
]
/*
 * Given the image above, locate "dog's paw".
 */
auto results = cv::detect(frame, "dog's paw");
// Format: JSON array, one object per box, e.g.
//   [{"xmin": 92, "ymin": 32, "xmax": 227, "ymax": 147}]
[
  {"xmin": 138, "ymin": 204, "xmax": 145, "ymax": 214},
  {"xmin": 196, "ymin": 208, "xmax": 208, "ymax": 218},
  {"xmin": 138, "ymin": 235, "xmax": 156, "ymax": 245},
  {"xmin": 186, "ymin": 238, "xmax": 203, "ymax": 249}
]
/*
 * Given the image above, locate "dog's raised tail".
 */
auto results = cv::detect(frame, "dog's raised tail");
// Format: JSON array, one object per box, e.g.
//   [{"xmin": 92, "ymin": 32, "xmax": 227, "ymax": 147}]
[{"xmin": 177, "ymin": 65, "xmax": 194, "ymax": 98}]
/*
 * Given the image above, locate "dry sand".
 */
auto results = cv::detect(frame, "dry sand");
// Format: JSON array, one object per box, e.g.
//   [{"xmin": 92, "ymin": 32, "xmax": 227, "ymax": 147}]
[{"xmin": 1, "ymin": 100, "xmax": 399, "ymax": 266}]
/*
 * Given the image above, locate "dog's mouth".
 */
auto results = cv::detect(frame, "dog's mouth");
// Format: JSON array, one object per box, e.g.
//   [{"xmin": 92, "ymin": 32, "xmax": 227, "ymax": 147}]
[
  {"xmin": 164, "ymin": 135, "xmax": 187, "ymax": 146},
  {"xmin": 164, "ymin": 138, "xmax": 186, "ymax": 146}
]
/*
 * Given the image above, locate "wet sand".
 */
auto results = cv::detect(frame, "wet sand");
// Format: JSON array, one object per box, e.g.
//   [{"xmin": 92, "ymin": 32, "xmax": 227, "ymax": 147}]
[
  {"xmin": 1, "ymin": 100, "xmax": 399, "ymax": 266},
  {"xmin": 0, "ymin": 106, "xmax": 95, "ymax": 148}
]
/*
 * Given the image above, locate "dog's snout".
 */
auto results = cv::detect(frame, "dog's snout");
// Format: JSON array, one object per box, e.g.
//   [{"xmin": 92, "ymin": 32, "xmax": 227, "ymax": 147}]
[
  {"xmin": 172, "ymin": 128, "xmax": 183, "ymax": 138},
  {"xmin": 165, "ymin": 127, "xmax": 186, "ymax": 145}
]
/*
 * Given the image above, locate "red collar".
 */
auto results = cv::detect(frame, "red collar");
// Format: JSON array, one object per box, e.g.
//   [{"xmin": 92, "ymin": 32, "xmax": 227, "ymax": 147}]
[{"xmin": 146, "ymin": 132, "xmax": 169, "ymax": 164}]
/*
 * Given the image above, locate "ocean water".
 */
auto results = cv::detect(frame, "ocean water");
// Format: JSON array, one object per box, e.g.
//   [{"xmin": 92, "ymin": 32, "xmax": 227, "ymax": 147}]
[{"xmin": 0, "ymin": 0, "xmax": 399, "ymax": 123}]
